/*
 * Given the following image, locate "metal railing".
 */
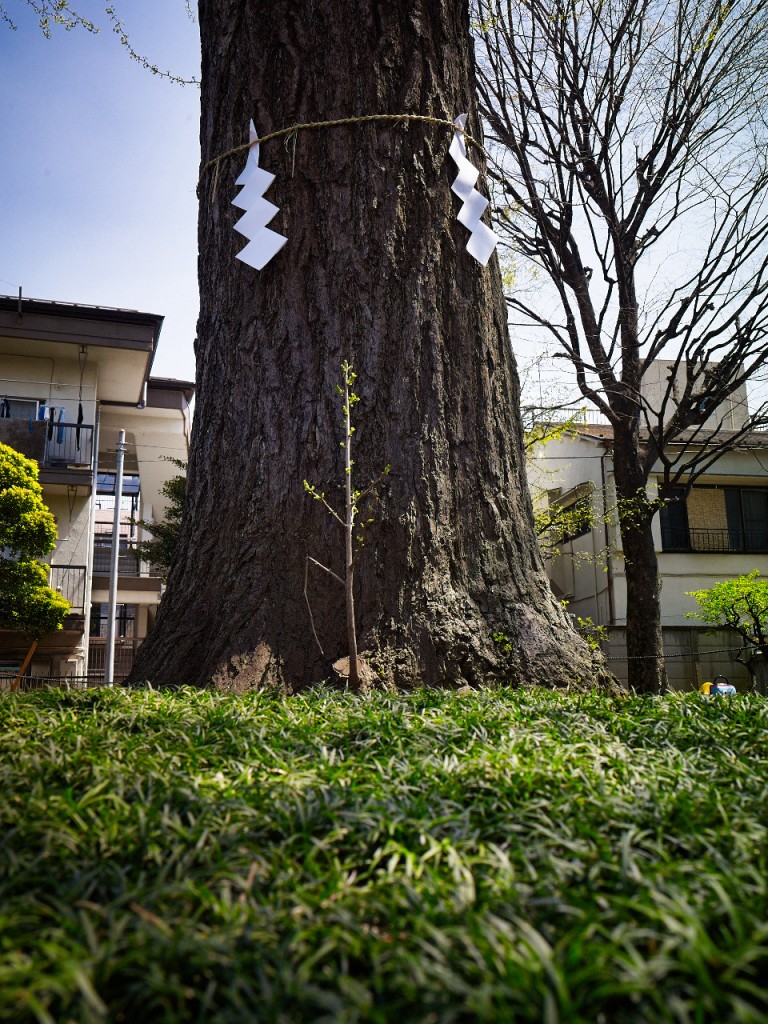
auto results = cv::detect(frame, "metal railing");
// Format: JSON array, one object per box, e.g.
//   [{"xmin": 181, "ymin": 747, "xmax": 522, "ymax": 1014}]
[
  {"xmin": 42, "ymin": 422, "xmax": 94, "ymax": 469},
  {"xmin": 1, "ymin": 675, "xmax": 102, "ymax": 693},
  {"xmin": 91, "ymin": 537, "xmax": 140, "ymax": 576},
  {"xmin": 522, "ymin": 405, "xmax": 611, "ymax": 427},
  {"xmin": 661, "ymin": 525, "xmax": 768, "ymax": 553},
  {"xmin": 87, "ymin": 637, "xmax": 143, "ymax": 682},
  {"xmin": 0, "ymin": 418, "xmax": 93, "ymax": 470},
  {"xmin": 49, "ymin": 564, "xmax": 87, "ymax": 612}
]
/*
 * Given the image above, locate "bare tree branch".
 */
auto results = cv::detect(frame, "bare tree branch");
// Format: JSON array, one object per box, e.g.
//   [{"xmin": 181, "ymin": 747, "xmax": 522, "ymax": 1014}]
[{"xmin": 475, "ymin": 0, "xmax": 768, "ymax": 692}]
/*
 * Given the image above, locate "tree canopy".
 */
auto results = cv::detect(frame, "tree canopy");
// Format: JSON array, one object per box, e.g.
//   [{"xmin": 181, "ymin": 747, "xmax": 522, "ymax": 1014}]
[
  {"xmin": 135, "ymin": 459, "xmax": 186, "ymax": 578},
  {"xmin": 0, "ymin": 443, "xmax": 70, "ymax": 636},
  {"xmin": 687, "ymin": 571, "xmax": 768, "ymax": 657}
]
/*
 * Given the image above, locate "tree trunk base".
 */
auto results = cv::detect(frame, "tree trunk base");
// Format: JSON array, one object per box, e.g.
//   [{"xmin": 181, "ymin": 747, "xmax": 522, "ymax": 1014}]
[{"xmin": 199, "ymin": 598, "xmax": 618, "ymax": 695}]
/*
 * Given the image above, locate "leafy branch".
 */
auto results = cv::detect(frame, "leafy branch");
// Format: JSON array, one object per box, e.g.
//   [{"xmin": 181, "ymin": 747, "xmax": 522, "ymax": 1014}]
[{"xmin": 4, "ymin": 1, "xmax": 199, "ymax": 84}]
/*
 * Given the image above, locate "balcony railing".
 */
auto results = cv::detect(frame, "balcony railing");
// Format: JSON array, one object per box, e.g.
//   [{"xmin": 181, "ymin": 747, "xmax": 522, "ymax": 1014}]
[
  {"xmin": 91, "ymin": 520, "xmax": 168, "ymax": 579},
  {"xmin": 0, "ymin": 418, "xmax": 94, "ymax": 471},
  {"xmin": 43, "ymin": 422, "xmax": 94, "ymax": 469},
  {"xmin": 49, "ymin": 564, "xmax": 87, "ymax": 612},
  {"xmin": 661, "ymin": 525, "xmax": 768, "ymax": 553},
  {"xmin": 92, "ymin": 538, "xmax": 140, "ymax": 576}
]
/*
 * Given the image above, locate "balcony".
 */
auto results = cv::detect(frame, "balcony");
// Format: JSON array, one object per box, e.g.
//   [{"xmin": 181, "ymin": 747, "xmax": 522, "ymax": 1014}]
[
  {"xmin": 0, "ymin": 419, "xmax": 94, "ymax": 471},
  {"xmin": 49, "ymin": 565, "xmax": 87, "ymax": 612},
  {"xmin": 42, "ymin": 422, "xmax": 94, "ymax": 470},
  {"xmin": 661, "ymin": 525, "xmax": 768, "ymax": 553},
  {"xmin": 92, "ymin": 536, "xmax": 141, "ymax": 576},
  {"xmin": 90, "ymin": 531, "xmax": 163, "ymax": 589}
]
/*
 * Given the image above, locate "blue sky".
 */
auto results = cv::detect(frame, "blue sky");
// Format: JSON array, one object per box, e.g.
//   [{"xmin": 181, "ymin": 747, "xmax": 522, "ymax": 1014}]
[{"xmin": 0, "ymin": 0, "xmax": 200, "ymax": 380}]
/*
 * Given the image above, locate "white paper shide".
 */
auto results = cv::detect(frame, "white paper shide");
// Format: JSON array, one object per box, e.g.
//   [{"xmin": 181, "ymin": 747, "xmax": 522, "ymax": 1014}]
[
  {"xmin": 449, "ymin": 114, "xmax": 498, "ymax": 266},
  {"xmin": 232, "ymin": 121, "xmax": 288, "ymax": 271}
]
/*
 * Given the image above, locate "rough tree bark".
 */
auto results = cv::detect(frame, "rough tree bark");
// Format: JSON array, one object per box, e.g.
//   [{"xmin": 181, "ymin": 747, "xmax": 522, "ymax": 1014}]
[
  {"xmin": 128, "ymin": 0, "xmax": 608, "ymax": 692},
  {"xmin": 612, "ymin": 425, "xmax": 667, "ymax": 694}
]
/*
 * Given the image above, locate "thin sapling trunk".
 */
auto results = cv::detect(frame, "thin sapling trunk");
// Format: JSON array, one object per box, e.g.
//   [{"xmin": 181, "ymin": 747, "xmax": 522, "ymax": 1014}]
[
  {"xmin": 304, "ymin": 361, "xmax": 389, "ymax": 691},
  {"xmin": 342, "ymin": 366, "xmax": 360, "ymax": 690}
]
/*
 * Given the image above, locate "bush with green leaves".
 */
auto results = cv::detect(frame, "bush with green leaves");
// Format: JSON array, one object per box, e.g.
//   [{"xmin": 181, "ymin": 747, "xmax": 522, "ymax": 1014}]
[
  {"xmin": 687, "ymin": 571, "xmax": 768, "ymax": 651},
  {"xmin": 0, "ymin": 442, "xmax": 69, "ymax": 636},
  {"xmin": 687, "ymin": 571, "xmax": 768, "ymax": 689}
]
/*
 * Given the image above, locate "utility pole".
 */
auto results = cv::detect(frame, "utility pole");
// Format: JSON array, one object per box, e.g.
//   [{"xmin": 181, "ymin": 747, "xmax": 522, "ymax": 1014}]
[{"xmin": 104, "ymin": 429, "xmax": 126, "ymax": 686}]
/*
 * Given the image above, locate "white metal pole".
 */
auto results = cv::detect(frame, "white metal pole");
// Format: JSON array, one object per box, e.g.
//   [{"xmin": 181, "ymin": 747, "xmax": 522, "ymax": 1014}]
[{"xmin": 104, "ymin": 429, "xmax": 126, "ymax": 686}]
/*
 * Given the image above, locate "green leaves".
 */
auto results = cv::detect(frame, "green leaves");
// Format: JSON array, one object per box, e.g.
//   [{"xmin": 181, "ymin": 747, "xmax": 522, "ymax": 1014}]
[
  {"xmin": 1, "ymin": 689, "xmax": 768, "ymax": 1021},
  {"xmin": 0, "ymin": 560, "xmax": 70, "ymax": 636},
  {"xmin": 0, "ymin": 486, "xmax": 58, "ymax": 557},
  {"xmin": 0, "ymin": 443, "xmax": 69, "ymax": 635},
  {"xmin": 687, "ymin": 571, "xmax": 768, "ymax": 653},
  {"xmin": 0, "ymin": 445, "xmax": 58, "ymax": 556},
  {"xmin": 134, "ymin": 459, "xmax": 186, "ymax": 578}
]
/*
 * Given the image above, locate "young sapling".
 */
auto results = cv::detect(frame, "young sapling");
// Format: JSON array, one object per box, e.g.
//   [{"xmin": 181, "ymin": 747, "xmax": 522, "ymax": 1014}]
[{"xmin": 303, "ymin": 361, "xmax": 389, "ymax": 691}]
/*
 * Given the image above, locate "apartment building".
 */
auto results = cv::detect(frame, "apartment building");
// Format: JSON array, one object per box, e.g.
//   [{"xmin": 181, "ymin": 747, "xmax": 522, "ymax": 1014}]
[
  {"xmin": 527, "ymin": 362, "xmax": 768, "ymax": 690},
  {"xmin": 0, "ymin": 294, "xmax": 192, "ymax": 686}
]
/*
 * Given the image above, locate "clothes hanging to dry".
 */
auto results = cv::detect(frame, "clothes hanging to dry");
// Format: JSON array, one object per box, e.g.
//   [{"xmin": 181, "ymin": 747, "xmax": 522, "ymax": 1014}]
[{"xmin": 56, "ymin": 407, "xmax": 66, "ymax": 445}]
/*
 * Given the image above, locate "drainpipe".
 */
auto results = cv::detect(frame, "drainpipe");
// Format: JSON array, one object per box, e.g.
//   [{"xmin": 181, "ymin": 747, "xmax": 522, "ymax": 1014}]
[{"xmin": 104, "ymin": 429, "xmax": 126, "ymax": 686}]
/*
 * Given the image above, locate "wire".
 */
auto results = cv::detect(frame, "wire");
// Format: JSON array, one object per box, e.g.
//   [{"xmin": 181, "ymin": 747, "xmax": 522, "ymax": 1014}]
[{"xmin": 604, "ymin": 644, "xmax": 750, "ymax": 661}]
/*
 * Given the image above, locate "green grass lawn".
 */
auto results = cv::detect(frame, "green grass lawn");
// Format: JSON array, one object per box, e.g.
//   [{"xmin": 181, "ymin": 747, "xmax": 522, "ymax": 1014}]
[{"xmin": 1, "ymin": 687, "xmax": 767, "ymax": 1023}]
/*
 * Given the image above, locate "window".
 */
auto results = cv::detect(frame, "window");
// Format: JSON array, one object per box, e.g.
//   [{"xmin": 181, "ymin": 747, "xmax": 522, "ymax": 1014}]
[
  {"xmin": 660, "ymin": 485, "xmax": 768, "ymax": 553},
  {"xmin": 558, "ymin": 497, "xmax": 593, "ymax": 543},
  {"xmin": 89, "ymin": 603, "xmax": 136, "ymax": 638},
  {"xmin": 659, "ymin": 488, "xmax": 690, "ymax": 550},
  {"xmin": 547, "ymin": 486, "xmax": 594, "ymax": 545},
  {"xmin": 725, "ymin": 488, "xmax": 768, "ymax": 552},
  {"xmin": 0, "ymin": 397, "xmax": 39, "ymax": 420}
]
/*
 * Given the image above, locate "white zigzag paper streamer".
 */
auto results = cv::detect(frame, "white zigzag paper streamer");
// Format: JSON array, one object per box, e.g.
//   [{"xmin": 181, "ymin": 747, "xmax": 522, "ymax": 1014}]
[
  {"xmin": 449, "ymin": 114, "xmax": 498, "ymax": 266},
  {"xmin": 232, "ymin": 120, "xmax": 288, "ymax": 271}
]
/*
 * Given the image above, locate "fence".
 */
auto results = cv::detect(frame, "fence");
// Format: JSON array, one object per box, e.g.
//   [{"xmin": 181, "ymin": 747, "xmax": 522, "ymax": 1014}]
[
  {"xmin": 661, "ymin": 525, "xmax": 768, "ymax": 554},
  {"xmin": 0, "ymin": 675, "xmax": 101, "ymax": 693},
  {"xmin": 87, "ymin": 637, "xmax": 143, "ymax": 682}
]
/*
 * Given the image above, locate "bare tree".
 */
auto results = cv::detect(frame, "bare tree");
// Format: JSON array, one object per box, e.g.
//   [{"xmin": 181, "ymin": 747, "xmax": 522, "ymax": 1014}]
[{"xmin": 475, "ymin": 0, "xmax": 768, "ymax": 692}]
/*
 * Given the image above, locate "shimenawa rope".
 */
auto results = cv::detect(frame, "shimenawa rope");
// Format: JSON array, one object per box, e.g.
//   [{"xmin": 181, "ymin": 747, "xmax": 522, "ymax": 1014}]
[{"xmin": 197, "ymin": 113, "xmax": 487, "ymax": 196}]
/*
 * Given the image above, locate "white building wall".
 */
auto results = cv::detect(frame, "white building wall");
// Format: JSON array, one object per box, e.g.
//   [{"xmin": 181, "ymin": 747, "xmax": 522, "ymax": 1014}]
[
  {"xmin": 641, "ymin": 359, "xmax": 748, "ymax": 431},
  {"xmin": 0, "ymin": 353, "xmax": 98, "ymax": 428},
  {"xmin": 527, "ymin": 417, "xmax": 768, "ymax": 691}
]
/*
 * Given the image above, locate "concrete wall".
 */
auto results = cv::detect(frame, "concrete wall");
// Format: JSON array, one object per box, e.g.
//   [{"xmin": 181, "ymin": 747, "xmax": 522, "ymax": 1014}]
[
  {"xmin": 605, "ymin": 627, "xmax": 756, "ymax": 693},
  {"xmin": 47, "ymin": 492, "xmax": 92, "ymax": 570},
  {"xmin": 0, "ymin": 352, "xmax": 98, "ymax": 427},
  {"xmin": 529, "ymin": 431, "xmax": 615, "ymax": 625},
  {"xmin": 641, "ymin": 359, "xmax": 748, "ymax": 431}
]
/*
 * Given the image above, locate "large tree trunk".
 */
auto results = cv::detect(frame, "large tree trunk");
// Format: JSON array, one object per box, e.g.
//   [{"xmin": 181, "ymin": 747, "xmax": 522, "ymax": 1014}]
[
  {"xmin": 613, "ymin": 426, "xmax": 667, "ymax": 694},
  {"xmin": 129, "ymin": 0, "xmax": 609, "ymax": 692}
]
